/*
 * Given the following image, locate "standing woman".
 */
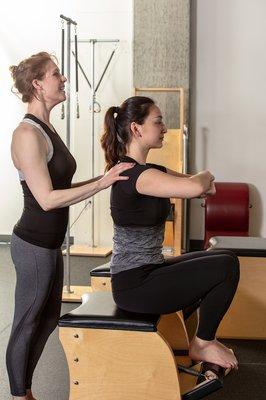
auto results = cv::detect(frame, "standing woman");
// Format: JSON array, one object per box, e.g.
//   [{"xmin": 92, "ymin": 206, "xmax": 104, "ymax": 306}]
[
  {"xmin": 101, "ymin": 96, "xmax": 240, "ymax": 371},
  {"xmin": 7, "ymin": 52, "xmax": 134, "ymax": 400}
]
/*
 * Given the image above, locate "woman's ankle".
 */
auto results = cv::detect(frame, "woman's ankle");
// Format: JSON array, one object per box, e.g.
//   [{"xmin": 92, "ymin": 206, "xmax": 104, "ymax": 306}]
[{"xmin": 190, "ymin": 335, "xmax": 214, "ymax": 347}]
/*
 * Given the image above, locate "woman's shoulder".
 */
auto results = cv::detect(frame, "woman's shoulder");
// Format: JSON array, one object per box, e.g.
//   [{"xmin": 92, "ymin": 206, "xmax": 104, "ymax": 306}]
[
  {"xmin": 13, "ymin": 122, "xmax": 45, "ymax": 143},
  {"xmin": 12, "ymin": 122, "xmax": 48, "ymax": 157}
]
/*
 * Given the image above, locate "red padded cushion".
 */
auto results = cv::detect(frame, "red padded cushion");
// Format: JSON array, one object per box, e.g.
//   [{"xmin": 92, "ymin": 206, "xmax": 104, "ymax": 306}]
[{"xmin": 203, "ymin": 182, "xmax": 249, "ymax": 249}]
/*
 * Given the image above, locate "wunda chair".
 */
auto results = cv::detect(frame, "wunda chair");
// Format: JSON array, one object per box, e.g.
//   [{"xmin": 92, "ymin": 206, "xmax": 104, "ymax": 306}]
[{"xmin": 59, "ymin": 291, "xmax": 228, "ymax": 400}]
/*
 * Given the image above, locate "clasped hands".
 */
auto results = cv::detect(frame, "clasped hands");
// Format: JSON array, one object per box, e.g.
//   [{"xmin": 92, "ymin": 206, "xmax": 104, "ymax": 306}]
[{"xmin": 200, "ymin": 174, "xmax": 216, "ymax": 198}]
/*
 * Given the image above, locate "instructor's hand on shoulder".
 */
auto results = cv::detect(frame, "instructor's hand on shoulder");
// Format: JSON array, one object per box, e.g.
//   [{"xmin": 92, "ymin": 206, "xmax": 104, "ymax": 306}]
[{"xmin": 98, "ymin": 162, "xmax": 135, "ymax": 190}]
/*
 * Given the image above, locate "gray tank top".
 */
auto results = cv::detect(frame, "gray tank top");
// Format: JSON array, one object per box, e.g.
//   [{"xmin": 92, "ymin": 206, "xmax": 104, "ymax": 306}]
[
  {"xmin": 17, "ymin": 118, "xmax": 54, "ymax": 181},
  {"xmin": 110, "ymin": 223, "xmax": 165, "ymax": 274}
]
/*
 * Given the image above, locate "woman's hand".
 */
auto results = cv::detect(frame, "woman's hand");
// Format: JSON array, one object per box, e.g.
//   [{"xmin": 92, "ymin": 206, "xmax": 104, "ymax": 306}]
[
  {"xmin": 205, "ymin": 181, "xmax": 216, "ymax": 196},
  {"xmin": 190, "ymin": 170, "xmax": 214, "ymax": 193},
  {"xmin": 98, "ymin": 162, "xmax": 135, "ymax": 190},
  {"xmin": 199, "ymin": 181, "xmax": 216, "ymax": 198}
]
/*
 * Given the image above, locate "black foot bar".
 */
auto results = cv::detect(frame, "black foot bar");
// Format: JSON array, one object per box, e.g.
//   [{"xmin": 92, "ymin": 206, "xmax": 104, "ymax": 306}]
[{"xmin": 179, "ymin": 362, "xmax": 225, "ymax": 400}]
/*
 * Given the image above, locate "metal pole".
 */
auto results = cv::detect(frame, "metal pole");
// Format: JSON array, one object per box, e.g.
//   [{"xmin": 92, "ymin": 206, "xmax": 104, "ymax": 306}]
[
  {"xmin": 65, "ymin": 20, "xmax": 73, "ymax": 293},
  {"xmin": 95, "ymin": 50, "xmax": 115, "ymax": 94},
  {"xmin": 91, "ymin": 40, "xmax": 96, "ymax": 248},
  {"xmin": 75, "ymin": 39, "xmax": 119, "ymax": 43},
  {"xmin": 183, "ymin": 124, "xmax": 189, "ymax": 252},
  {"xmin": 72, "ymin": 51, "xmax": 92, "ymax": 88}
]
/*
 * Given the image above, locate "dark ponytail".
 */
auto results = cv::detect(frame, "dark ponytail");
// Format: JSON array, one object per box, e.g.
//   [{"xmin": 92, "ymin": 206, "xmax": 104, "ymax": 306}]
[
  {"xmin": 101, "ymin": 106, "xmax": 125, "ymax": 171},
  {"xmin": 101, "ymin": 96, "xmax": 155, "ymax": 170}
]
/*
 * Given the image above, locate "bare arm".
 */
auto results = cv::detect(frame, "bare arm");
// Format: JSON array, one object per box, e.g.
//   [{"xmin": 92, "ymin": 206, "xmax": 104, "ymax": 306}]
[
  {"xmin": 135, "ymin": 168, "xmax": 214, "ymax": 199},
  {"xmin": 166, "ymin": 168, "xmax": 216, "ymax": 197},
  {"xmin": 11, "ymin": 125, "xmax": 134, "ymax": 211},
  {"xmin": 166, "ymin": 167, "xmax": 191, "ymax": 178},
  {"xmin": 71, "ymin": 176, "xmax": 102, "ymax": 188}
]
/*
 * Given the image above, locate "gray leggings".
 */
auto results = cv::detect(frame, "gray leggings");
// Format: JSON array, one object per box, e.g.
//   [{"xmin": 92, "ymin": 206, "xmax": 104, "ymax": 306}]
[{"xmin": 6, "ymin": 233, "xmax": 63, "ymax": 397}]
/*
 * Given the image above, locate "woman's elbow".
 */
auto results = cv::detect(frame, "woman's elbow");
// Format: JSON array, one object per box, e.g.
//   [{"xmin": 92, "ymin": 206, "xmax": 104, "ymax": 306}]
[
  {"xmin": 39, "ymin": 198, "xmax": 53, "ymax": 212},
  {"xmin": 40, "ymin": 203, "xmax": 51, "ymax": 212}
]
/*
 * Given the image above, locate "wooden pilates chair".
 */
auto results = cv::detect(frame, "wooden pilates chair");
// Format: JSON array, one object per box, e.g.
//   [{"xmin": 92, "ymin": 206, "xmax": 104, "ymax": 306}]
[
  {"xmin": 203, "ymin": 182, "xmax": 250, "ymax": 249},
  {"xmin": 59, "ymin": 291, "xmax": 228, "ymax": 400},
  {"xmin": 208, "ymin": 236, "xmax": 266, "ymax": 340}
]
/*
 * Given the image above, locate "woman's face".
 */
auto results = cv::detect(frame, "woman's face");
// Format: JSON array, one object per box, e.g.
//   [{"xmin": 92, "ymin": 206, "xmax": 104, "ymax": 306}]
[
  {"xmin": 36, "ymin": 60, "xmax": 67, "ymax": 106},
  {"xmin": 138, "ymin": 105, "xmax": 167, "ymax": 149}
]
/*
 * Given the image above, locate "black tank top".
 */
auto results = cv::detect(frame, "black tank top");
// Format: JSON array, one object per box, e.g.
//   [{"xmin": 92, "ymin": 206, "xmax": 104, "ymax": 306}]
[
  {"xmin": 111, "ymin": 156, "xmax": 170, "ymax": 227},
  {"xmin": 13, "ymin": 114, "xmax": 77, "ymax": 249}
]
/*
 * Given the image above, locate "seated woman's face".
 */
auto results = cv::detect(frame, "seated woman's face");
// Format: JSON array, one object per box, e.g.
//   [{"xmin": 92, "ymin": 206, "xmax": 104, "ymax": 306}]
[{"xmin": 138, "ymin": 105, "xmax": 167, "ymax": 149}]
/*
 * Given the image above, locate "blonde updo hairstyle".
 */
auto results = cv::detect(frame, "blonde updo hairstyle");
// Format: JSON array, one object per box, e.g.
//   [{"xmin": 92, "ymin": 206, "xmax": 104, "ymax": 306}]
[{"xmin": 10, "ymin": 52, "xmax": 57, "ymax": 103}]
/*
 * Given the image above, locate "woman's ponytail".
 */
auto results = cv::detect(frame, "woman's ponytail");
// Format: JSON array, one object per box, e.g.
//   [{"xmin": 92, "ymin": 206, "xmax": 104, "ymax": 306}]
[{"xmin": 101, "ymin": 106, "xmax": 126, "ymax": 171}]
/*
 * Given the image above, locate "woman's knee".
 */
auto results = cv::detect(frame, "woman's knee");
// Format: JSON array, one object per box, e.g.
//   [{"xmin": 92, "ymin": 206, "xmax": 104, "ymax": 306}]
[{"xmin": 222, "ymin": 253, "xmax": 240, "ymax": 284}]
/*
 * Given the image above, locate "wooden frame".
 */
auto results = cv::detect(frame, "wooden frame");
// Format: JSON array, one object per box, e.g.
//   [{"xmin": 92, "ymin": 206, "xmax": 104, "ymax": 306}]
[
  {"xmin": 59, "ymin": 310, "xmax": 207, "ymax": 400},
  {"xmin": 59, "ymin": 305, "xmax": 227, "ymax": 400}
]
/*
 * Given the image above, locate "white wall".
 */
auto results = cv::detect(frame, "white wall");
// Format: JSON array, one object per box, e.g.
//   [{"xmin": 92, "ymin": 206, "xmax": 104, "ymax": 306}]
[
  {"xmin": 0, "ymin": 0, "xmax": 133, "ymax": 247},
  {"xmin": 190, "ymin": 0, "xmax": 266, "ymax": 240}
]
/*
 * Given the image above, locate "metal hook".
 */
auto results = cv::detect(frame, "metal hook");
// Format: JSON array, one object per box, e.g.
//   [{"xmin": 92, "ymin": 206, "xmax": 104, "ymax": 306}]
[{"xmin": 89, "ymin": 101, "xmax": 101, "ymax": 113}]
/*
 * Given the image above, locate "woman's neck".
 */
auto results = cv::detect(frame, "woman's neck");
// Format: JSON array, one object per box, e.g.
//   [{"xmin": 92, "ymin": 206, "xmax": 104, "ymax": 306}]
[
  {"xmin": 27, "ymin": 102, "xmax": 51, "ymax": 126},
  {"xmin": 126, "ymin": 145, "xmax": 148, "ymax": 165}
]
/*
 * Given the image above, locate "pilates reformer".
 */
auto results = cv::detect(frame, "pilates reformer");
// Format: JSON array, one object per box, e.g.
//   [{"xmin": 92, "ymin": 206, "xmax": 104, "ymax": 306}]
[{"xmin": 59, "ymin": 291, "xmax": 230, "ymax": 400}]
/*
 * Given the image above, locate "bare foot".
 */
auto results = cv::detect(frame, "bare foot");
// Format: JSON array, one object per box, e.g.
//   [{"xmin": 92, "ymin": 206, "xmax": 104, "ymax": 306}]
[
  {"xmin": 26, "ymin": 389, "xmax": 37, "ymax": 400},
  {"xmin": 189, "ymin": 336, "xmax": 238, "ymax": 369}
]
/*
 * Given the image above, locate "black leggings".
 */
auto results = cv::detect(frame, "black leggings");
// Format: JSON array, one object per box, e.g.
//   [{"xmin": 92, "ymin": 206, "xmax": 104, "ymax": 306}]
[
  {"xmin": 111, "ymin": 250, "xmax": 240, "ymax": 340},
  {"xmin": 6, "ymin": 233, "xmax": 63, "ymax": 397}
]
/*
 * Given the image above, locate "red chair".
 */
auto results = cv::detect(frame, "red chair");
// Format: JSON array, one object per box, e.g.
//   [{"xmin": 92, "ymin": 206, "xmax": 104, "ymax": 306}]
[{"xmin": 203, "ymin": 182, "xmax": 250, "ymax": 249}]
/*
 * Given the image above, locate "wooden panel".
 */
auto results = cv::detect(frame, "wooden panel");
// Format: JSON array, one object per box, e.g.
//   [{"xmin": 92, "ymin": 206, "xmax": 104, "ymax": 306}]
[
  {"xmin": 62, "ymin": 245, "xmax": 112, "ymax": 257},
  {"xmin": 217, "ymin": 256, "xmax": 266, "ymax": 339},
  {"xmin": 60, "ymin": 328, "xmax": 181, "ymax": 400},
  {"xmin": 164, "ymin": 220, "xmax": 174, "ymax": 247},
  {"xmin": 157, "ymin": 312, "xmax": 189, "ymax": 351},
  {"xmin": 147, "ymin": 129, "xmax": 183, "ymax": 171},
  {"xmin": 147, "ymin": 128, "xmax": 183, "ymax": 255},
  {"xmin": 90, "ymin": 276, "xmax": 112, "ymax": 292}
]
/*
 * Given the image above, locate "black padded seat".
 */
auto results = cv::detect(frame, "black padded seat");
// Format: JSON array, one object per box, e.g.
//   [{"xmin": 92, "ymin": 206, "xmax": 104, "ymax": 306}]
[
  {"xmin": 59, "ymin": 291, "xmax": 160, "ymax": 332},
  {"xmin": 90, "ymin": 264, "xmax": 200, "ymax": 321},
  {"xmin": 208, "ymin": 236, "xmax": 266, "ymax": 257},
  {"xmin": 90, "ymin": 263, "xmax": 111, "ymax": 277}
]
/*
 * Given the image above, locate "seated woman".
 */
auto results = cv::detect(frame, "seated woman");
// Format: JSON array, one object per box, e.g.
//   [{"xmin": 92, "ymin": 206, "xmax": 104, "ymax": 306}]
[{"xmin": 101, "ymin": 96, "xmax": 239, "ymax": 370}]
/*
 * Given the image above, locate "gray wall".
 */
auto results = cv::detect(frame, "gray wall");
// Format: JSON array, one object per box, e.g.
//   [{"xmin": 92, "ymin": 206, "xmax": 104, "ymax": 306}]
[{"xmin": 134, "ymin": 0, "xmax": 190, "ymax": 128}]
